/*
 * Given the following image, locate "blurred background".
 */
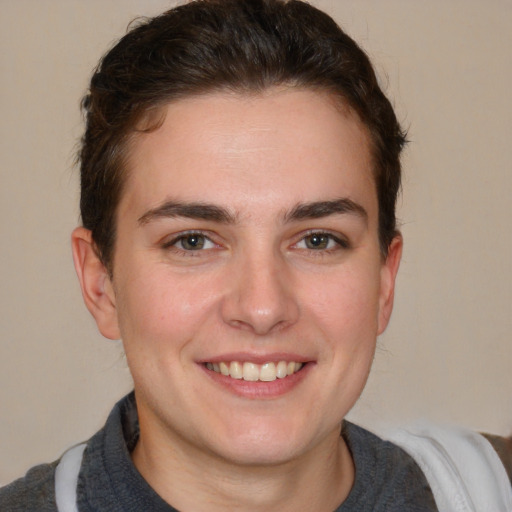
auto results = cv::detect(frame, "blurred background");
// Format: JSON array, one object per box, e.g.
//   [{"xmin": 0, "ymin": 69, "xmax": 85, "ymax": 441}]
[{"xmin": 1, "ymin": 0, "xmax": 511, "ymax": 484}]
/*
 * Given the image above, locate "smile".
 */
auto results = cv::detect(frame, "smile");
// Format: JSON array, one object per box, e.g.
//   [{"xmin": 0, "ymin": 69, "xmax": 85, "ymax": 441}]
[{"xmin": 205, "ymin": 361, "xmax": 304, "ymax": 382}]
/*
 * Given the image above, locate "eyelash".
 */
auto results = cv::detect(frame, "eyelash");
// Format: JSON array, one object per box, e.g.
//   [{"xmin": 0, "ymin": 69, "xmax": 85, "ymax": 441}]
[
  {"xmin": 161, "ymin": 229, "xmax": 350, "ymax": 257},
  {"xmin": 294, "ymin": 230, "xmax": 350, "ymax": 253},
  {"xmin": 161, "ymin": 231, "xmax": 218, "ymax": 256}
]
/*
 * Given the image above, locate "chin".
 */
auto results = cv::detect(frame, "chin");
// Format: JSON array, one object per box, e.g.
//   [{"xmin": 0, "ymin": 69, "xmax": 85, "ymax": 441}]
[
  {"xmin": 217, "ymin": 440, "xmax": 303, "ymax": 467},
  {"xmin": 208, "ymin": 417, "xmax": 320, "ymax": 467}
]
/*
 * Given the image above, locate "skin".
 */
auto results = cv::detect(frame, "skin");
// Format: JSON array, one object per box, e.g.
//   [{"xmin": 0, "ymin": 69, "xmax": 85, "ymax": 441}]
[{"xmin": 72, "ymin": 88, "xmax": 402, "ymax": 511}]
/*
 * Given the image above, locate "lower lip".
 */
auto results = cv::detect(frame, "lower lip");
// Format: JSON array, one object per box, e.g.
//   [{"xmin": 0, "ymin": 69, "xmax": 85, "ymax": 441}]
[{"xmin": 200, "ymin": 363, "xmax": 313, "ymax": 399}]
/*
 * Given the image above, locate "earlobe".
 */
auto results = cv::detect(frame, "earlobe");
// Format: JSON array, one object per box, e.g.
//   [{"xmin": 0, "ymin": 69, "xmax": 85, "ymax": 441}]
[
  {"xmin": 377, "ymin": 234, "xmax": 403, "ymax": 335},
  {"xmin": 71, "ymin": 227, "xmax": 120, "ymax": 340}
]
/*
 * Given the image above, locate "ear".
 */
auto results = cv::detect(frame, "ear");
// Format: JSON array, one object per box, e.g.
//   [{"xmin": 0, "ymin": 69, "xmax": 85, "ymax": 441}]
[
  {"xmin": 71, "ymin": 227, "xmax": 120, "ymax": 340},
  {"xmin": 377, "ymin": 234, "xmax": 403, "ymax": 335}
]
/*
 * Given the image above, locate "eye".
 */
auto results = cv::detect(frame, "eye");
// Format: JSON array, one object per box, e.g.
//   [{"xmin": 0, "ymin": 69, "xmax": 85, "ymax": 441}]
[
  {"xmin": 164, "ymin": 232, "xmax": 216, "ymax": 251},
  {"xmin": 295, "ymin": 232, "xmax": 348, "ymax": 251}
]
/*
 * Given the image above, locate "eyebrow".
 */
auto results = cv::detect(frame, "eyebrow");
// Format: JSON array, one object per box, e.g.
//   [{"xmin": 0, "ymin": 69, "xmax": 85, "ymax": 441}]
[
  {"xmin": 284, "ymin": 198, "xmax": 368, "ymax": 223},
  {"xmin": 138, "ymin": 197, "xmax": 367, "ymax": 226},
  {"xmin": 138, "ymin": 201, "xmax": 236, "ymax": 225}
]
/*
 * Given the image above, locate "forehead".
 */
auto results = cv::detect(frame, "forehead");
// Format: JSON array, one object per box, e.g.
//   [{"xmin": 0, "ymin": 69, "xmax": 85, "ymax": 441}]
[{"xmin": 121, "ymin": 88, "xmax": 376, "ymax": 220}]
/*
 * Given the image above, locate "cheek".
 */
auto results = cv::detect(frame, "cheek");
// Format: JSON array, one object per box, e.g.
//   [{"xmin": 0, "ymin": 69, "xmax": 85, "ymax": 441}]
[
  {"xmin": 114, "ymin": 267, "xmax": 222, "ymax": 352},
  {"xmin": 305, "ymin": 265, "xmax": 381, "ymax": 335}
]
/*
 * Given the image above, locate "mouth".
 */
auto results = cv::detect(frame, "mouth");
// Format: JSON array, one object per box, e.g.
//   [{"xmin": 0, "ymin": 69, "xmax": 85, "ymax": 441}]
[{"xmin": 204, "ymin": 361, "xmax": 304, "ymax": 382}]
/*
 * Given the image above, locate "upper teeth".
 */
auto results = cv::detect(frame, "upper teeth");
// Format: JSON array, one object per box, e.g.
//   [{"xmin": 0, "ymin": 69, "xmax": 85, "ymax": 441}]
[{"xmin": 205, "ymin": 361, "xmax": 303, "ymax": 382}]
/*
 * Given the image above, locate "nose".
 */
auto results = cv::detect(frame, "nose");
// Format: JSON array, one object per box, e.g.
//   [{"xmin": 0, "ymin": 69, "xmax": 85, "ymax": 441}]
[{"xmin": 221, "ymin": 250, "xmax": 300, "ymax": 336}]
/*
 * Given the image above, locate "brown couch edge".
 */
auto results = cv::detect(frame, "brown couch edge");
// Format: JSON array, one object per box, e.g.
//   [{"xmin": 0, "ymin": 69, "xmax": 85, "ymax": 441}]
[{"xmin": 482, "ymin": 433, "xmax": 512, "ymax": 485}]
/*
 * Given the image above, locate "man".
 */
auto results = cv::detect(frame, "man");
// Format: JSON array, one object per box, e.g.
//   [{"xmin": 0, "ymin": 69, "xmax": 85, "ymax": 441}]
[{"xmin": 0, "ymin": 1, "xmax": 509, "ymax": 510}]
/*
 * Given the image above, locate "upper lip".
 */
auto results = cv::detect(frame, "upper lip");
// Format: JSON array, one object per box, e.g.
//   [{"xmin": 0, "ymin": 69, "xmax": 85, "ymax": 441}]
[{"xmin": 197, "ymin": 352, "xmax": 313, "ymax": 365}]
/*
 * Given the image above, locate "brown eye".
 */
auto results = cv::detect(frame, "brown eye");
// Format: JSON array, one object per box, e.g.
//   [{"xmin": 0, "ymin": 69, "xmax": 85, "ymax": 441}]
[
  {"xmin": 175, "ymin": 234, "xmax": 212, "ymax": 250},
  {"xmin": 295, "ymin": 232, "xmax": 349, "ymax": 251},
  {"xmin": 304, "ymin": 233, "xmax": 331, "ymax": 250}
]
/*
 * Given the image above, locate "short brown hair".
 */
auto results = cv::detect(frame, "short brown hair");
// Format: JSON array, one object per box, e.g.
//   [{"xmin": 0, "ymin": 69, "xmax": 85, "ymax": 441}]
[{"xmin": 79, "ymin": 0, "xmax": 406, "ymax": 271}]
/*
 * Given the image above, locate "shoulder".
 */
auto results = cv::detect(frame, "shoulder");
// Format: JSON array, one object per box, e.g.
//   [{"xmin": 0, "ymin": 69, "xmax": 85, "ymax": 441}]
[
  {"xmin": 0, "ymin": 461, "xmax": 58, "ymax": 512},
  {"xmin": 0, "ymin": 394, "xmax": 137, "ymax": 512},
  {"xmin": 386, "ymin": 423, "xmax": 512, "ymax": 512},
  {"xmin": 340, "ymin": 422, "xmax": 437, "ymax": 511}
]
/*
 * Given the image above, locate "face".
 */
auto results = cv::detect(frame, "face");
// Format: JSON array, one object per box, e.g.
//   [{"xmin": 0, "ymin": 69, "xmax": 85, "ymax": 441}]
[{"xmin": 75, "ymin": 88, "xmax": 401, "ymax": 467}]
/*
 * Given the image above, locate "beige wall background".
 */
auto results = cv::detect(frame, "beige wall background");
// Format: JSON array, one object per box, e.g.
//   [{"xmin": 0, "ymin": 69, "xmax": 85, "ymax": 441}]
[{"xmin": 1, "ymin": 0, "xmax": 510, "ymax": 484}]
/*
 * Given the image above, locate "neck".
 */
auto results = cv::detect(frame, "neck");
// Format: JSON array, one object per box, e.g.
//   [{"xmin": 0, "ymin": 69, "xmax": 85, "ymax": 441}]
[{"xmin": 132, "ymin": 421, "xmax": 354, "ymax": 512}]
